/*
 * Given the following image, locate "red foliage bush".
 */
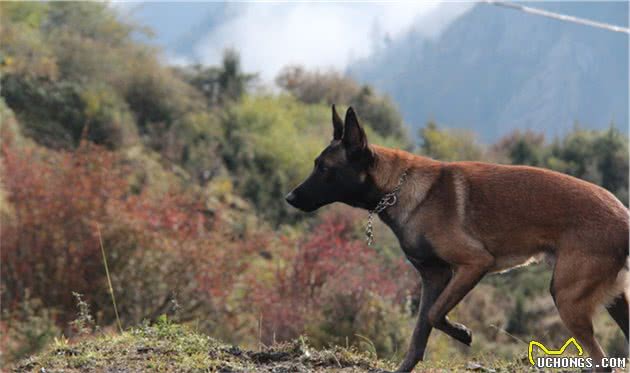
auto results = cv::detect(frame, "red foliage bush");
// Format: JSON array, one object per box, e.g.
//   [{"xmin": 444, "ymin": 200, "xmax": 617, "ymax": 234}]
[
  {"xmin": 0, "ymin": 138, "xmax": 257, "ymax": 328},
  {"xmin": 1, "ymin": 141, "xmax": 128, "ymax": 317},
  {"xmin": 246, "ymin": 210, "xmax": 416, "ymax": 345}
]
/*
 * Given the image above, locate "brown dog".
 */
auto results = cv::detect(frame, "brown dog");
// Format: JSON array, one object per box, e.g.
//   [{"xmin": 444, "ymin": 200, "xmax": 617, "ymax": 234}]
[{"xmin": 286, "ymin": 106, "xmax": 629, "ymax": 372}]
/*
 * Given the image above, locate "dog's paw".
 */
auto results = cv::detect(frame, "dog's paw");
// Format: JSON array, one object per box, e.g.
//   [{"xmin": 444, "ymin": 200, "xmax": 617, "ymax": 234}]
[
  {"xmin": 394, "ymin": 358, "xmax": 420, "ymax": 373},
  {"xmin": 451, "ymin": 323, "xmax": 472, "ymax": 346}
]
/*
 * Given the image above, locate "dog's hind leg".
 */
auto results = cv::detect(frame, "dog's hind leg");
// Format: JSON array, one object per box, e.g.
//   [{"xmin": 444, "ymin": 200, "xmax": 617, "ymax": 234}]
[
  {"xmin": 605, "ymin": 261, "xmax": 629, "ymax": 343},
  {"xmin": 551, "ymin": 252, "xmax": 615, "ymax": 372},
  {"xmin": 397, "ymin": 261, "xmax": 452, "ymax": 372}
]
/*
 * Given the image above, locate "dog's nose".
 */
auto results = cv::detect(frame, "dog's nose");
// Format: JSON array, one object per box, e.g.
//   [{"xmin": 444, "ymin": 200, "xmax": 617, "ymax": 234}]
[{"xmin": 285, "ymin": 191, "xmax": 297, "ymax": 205}]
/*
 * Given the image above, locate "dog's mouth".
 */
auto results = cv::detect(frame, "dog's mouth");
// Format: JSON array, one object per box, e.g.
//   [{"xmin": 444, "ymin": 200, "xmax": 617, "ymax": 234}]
[
  {"xmin": 285, "ymin": 192, "xmax": 320, "ymax": 212},
  {"xmin": 298, "ymin": 204, "xmax": 319, "ymax": 212}
]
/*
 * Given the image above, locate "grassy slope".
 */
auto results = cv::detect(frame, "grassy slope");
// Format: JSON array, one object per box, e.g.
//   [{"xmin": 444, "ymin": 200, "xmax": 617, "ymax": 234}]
[
  {"xmin": 13, "ymin": 320, "xmax": 539, "ymax": 372},
  {"xmin": 14, "ymin": 321, "xmax": 395, "ymax": 373}
]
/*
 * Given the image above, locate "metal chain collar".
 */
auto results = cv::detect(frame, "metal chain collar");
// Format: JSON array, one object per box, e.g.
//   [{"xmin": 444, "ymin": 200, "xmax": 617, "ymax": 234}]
[{"xmin": 365, "ymin": 169, "xmax": 408, "ymax": 246}]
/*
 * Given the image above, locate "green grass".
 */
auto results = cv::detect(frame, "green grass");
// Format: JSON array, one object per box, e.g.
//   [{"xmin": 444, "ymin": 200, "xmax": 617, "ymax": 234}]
[
  {"xmin": 13, "ymin": 318, "xmax": 544, "ymax": 372},
  {"xmin": 13, "ymin": 317, "xmax": 395, "ymax": 372}
]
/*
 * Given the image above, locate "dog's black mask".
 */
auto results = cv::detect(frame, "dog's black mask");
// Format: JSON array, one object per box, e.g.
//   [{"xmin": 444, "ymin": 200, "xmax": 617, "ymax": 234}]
[{"xmin": 285, "ymin": 105, "xmax": 374, "ymax": 212}]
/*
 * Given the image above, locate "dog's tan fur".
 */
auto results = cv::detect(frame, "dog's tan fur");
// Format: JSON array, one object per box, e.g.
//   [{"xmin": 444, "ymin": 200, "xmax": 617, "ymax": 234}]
[
  {"xmin": 369, "ymin": 144, "xmax": 629, "ymax": 372},
  {"xmin": 287, "ymin": 107, "xmax": 629, "ymax": 372}
]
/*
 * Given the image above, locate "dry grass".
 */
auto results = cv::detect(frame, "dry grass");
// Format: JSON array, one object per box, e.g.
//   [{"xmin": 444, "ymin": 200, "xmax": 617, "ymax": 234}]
[
  {"xmin": 11, "ymin": 317, "xmax": 553, "ymax": 373},
  {"xmin": 13, "ymin": 318, "xmax": 394, "ymax": 372}
]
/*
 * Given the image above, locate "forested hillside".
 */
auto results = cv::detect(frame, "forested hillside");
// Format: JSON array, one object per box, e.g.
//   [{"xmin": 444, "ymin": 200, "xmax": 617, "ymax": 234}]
[
  {"xmin": 349, "ymin": 2, "xmax": 629, "ymax": 141},
  {"xmin": 1, "ymin": 2, "xmax": 627, "ymax": 371}
]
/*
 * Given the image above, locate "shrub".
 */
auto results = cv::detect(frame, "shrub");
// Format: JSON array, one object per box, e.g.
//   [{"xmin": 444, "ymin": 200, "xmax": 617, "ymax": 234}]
[
  {"xmin": 276, "ymin": 66, "xmax": 410, "ymax": 144},
  {"xmin": 276, "ymin": 66, "xmax": 360, "ymax": 106},
  {"xmin": 219, "ymin": 95, "xmax": 329, "ymax": 224},
  {"xmin": 0, "ymin": 291, "xmax": 60, "ymax": 364},
  {"xmin": 178, "ymin": 50, "xmax": 257, "ymax": 107},
  {"xmin": 1, "ymin": 76, "xmax": 137, "ymax": 149},
  {"xmin": 245, "ymin": 210, "xmax": 416, "ymax": 356},
  {"xmin": 492, "ymin": 130, "xmax": 546, "ymax": 166},
  {"xmin": 0, "ymin": 138, "xmax": 258, "ymax": 333},
  {"xmin": 307, "ymin": 291, "xmax": 410, "ymax": 360},
  {"xmin": 418, "ymin": 122, "xmax": 484, "ymax": 161},
  {"xmin": 1, "ymin": 141, "xmax": 128, "ymax": 316}
]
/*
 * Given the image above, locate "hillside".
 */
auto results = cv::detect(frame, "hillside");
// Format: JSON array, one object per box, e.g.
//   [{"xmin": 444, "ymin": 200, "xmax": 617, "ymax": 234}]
[
  {"xmin": 2, "ymin": 3, "xmax": 627, "ymax": 371},
  {"xmin": 349, "ymin": 2, "xmax": 629, "ymax": 141},
  {"xmin": 15, "ymin": 323, "xmax": 387, "ymax": 372},
  {"xmin": 12, "ymin": 322, "xmax": 385, "ymax": 372},
  {"xmin": 13, "ymin": 320, "xmax": 538, "ymax": 373}
]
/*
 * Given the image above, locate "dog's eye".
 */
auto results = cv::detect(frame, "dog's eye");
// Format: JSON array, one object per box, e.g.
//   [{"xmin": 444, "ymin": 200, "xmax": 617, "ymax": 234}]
[
  {"xmin": 314, "ymin": 159, "xmax": 330, "ymax": 173},
  {"xmin": 314, "ymin": 160, "xmax": 328, "ymax": 172}
]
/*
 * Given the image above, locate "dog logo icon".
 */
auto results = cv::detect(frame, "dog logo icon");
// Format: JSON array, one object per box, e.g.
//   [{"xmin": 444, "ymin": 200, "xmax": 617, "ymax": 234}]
[{"xmin": 528, "ymin": 337, "xmax": 583, "ymax": 366}]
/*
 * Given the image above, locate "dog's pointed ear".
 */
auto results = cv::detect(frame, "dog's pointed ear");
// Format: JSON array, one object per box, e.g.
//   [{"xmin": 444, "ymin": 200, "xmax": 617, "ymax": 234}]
[
  {"xmin": 332, "ymin": 104, "xmax": 343, "ymax": 140},
  {"xmin": 342, "ymin": 107, "xmax": 368, "ymax": 156}
]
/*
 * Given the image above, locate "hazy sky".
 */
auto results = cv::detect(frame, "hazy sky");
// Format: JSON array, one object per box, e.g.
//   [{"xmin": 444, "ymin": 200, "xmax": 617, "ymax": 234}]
[
  {"xmin": 115, "ymin": 2, "xmax": 471, "ymax": 81},
  {"xmin": 194, "ymin": 2, "xmax": 440, "ymax": 80}
]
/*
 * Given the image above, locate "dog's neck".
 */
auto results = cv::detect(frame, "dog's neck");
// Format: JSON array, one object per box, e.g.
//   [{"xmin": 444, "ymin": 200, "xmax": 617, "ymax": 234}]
[
  {"xmin": 365, "ymin": 144, "xmax": 442, "ymax": 220},
  {"xmin": 370, "ymin": 145, "xmax": 418, "ymax": 190}
]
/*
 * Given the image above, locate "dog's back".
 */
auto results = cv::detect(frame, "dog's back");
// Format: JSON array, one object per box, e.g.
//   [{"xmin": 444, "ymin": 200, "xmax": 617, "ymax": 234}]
[{"xmin": 451, "ymin": 162, "xmax": 628, "ymax": 266}]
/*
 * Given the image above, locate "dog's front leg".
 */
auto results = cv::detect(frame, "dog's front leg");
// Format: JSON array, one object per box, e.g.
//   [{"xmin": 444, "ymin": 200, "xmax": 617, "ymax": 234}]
[
  {"xmin": 396, "ymin": 263, "xmax": 452, "ymax": 373},
  {"xmin": 427, "ymin": 260, "xmax": 493, "ymax": 342}
]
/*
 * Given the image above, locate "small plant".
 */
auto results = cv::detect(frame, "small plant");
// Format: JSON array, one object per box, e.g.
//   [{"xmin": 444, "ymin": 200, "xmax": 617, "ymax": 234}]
[
  {"xmin": 52, "ymin": 335, "xmax": 70, "ymax": 349},
  {"xmin": 169, "ymin": 293, "xmax": 182, "ymax": 322},
  {"xmin": 0, "ymin": 291, "xmax": 60, "ymax": 364},
  {"xmin": 69, "ymin": 292, "xmax": 96, "ymax": 335}
]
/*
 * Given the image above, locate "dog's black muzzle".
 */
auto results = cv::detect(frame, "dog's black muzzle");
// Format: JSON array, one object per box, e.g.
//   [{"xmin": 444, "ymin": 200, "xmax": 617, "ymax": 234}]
[{"xmin": 285, "ymin": 189, "xmax": 320, "ymax": 212}]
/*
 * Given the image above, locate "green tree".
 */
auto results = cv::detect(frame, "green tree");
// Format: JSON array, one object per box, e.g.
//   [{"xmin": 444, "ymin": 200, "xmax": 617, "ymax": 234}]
[
  {"xmin": 493, "ymin": 130, "xmax": 546, "ymax": 166},
  {"xmin": 276, "ymin": 66, "xmax": 410, "ymax": 146},
  {"xmin": 505, "ymin": 294, "xmax": 527, "ymax": 335},
  {"xmin": 43, "ymin": 2, "xmax": 133, "ymax": 46},
  {"xmin": 275, "ymin": 65, "xmax": 360, "ymax": 105},
  {"xmin": 418, "ymin": 122, "xmax": 484, "ymax": 161},
  {"xmin": 181, "ymin": 50, "xmax": 256, "ymax": 107},
  {"xmin": 593, "ymin": 126, "xmax": 628, "ymax": 198},
  {"xmin": 351, "ymin": 85, "xmax": 408, "ymax": 144},
  {"xmin": 0, "ymin": 2, "xmax": 57, "ymax": 79},
  {"xmin": 219, "ymin": 95, "xmax": 328, "ymax": 224}
]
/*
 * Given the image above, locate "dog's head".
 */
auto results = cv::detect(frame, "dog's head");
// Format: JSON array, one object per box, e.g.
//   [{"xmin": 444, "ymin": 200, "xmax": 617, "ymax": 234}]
[{"xmin": 285, "ymin": 105, "xmax": 375, "ymax": 212}]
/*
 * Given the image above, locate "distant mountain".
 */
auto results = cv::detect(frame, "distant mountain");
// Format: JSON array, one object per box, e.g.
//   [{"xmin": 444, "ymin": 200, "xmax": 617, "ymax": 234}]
[{"xmin": 348, "ymin": 2, "xmax": 629, "ymax": 142}]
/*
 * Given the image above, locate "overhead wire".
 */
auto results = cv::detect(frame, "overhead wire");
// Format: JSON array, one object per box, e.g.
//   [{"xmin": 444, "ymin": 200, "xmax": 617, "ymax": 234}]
[{"xmin": 484, "ymin": 1, "xmax": 630, "ymax": 35}]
